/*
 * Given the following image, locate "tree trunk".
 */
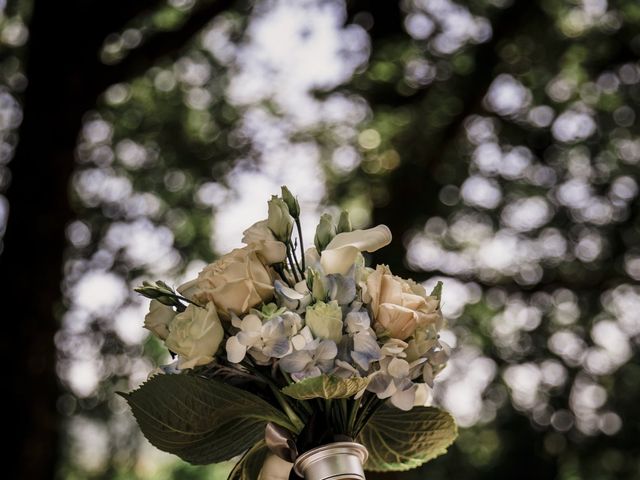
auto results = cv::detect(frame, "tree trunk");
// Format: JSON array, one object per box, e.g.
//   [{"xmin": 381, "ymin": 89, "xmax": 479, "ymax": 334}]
[
  {"xmin": 0, "ymin": 1, "xmax": 100, "ymax": 477},
  {"xmin": 2, "ymin": 1, "xmax": 236, "ymax": 477}
]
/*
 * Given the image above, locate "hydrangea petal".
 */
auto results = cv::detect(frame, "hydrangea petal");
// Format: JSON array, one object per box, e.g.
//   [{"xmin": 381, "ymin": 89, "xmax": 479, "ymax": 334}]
[
  {"xmin": 226, "ymin": 336, "xmax": 246, "ymax": 363},
  {"xmin": 390, "ymin": 382, "xmax": 417, "ymax": 411},
  {"xmin": 280, "ymin": 351, "xmax": 312, "ymax": 373},
  {"xmin": 315, "ymin": 340, "xmax": 338, "ymax": 361},
  {"xmin": 414, "ymin": 383, "xmax": 433, "ymax": 407},
  {"xmin": 387, "ymin": 357, "xmax": 410, "ymax": 378}
]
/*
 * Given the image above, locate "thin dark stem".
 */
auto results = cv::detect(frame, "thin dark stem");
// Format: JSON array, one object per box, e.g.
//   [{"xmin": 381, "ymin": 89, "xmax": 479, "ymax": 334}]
[
  {"xmin": 174, "ymin": 293, "xmax": 203, "ymax": 308},
  {"xmin": 347, "ymin": 396, "xmax": 362, "ymax": 438},
  {"xmin": 353, "ymin": 393, "xmax": 384, "ymax": 437},
  {"xmin": 274, "ymin": 264, "xmax": 294, "ymax": 288},
  {"xmin": 286, "ymin": 245, "xmax": 301, "ymax": 283},
  {"xmin": 339, "ymin": 398, "xmax": 349, "ymax": 434},
  {"xmin": 296, "ymin": 219, "xmax": 306, "ymax": 272},
  {"xmin": 245, "ymin": 362, "xmax": 305, "ymax": 432},
  {"xmin": 288, "ymin": 241, "xmax": 303, "ymax": 277}
]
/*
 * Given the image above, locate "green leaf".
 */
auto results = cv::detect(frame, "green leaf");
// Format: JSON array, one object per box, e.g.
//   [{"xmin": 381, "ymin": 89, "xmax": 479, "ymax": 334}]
[
  {"xmin": 358, "ymin": 405, "xmax": 457, "ymax": 472},
  {"xmin": 281, "ymin": 374, "xmax": 369, "ymax": 400},
  {"xmin": 227, "ymin": 441, "xmax": 269, "ymax": 480},
  {"xmin": 120, "ymin": 374, "xmax": 295, "ymax": 465},
  {"xmin": 430, "ymin": 281, "xmax": 443, "ymax": 301}
]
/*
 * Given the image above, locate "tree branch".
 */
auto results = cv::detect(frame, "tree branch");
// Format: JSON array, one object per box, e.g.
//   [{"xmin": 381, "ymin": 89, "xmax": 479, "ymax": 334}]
[
  {"xmin": 97, "ymin": 0, "xmax": 167, "ymax": 40},
  {"xmin": 96, "ymin": 0, "xmax": 235, "ymax": 92},
  {"xmin": 366, "ymin": 0, "xmax": 544, "ymax": 274}
]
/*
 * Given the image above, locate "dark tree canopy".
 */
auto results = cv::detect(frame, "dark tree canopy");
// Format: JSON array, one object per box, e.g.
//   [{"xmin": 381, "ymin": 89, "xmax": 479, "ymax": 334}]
[{"xmin": 1, "ymin": 0, "xmax": 640, "ymax": 479}]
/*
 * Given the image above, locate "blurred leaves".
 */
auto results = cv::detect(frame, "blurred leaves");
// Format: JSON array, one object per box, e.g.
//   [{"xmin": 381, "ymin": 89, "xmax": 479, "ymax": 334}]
[{"xmin": 0, "ymin": 0, "xmax": 632, "ymax": 478}]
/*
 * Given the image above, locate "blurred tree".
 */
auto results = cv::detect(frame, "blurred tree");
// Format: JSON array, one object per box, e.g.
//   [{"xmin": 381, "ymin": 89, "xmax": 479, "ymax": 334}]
[
  {"xmin": 1, "ymin": 1, "xmax": 235, "ymax": 479},
  {"xmin": 340, "ymin": 1, "xmax": 640, "ymax": 479},
  {"xmin": 2, "ymin": 0, "xmax": 640, "ymax": 479}
]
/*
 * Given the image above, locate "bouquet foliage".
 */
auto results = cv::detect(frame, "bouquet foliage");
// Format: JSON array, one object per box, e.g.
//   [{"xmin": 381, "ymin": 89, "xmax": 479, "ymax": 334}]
[{"xmin": 123, "ymin": 187, "xmax": 457, "ymax": 478}]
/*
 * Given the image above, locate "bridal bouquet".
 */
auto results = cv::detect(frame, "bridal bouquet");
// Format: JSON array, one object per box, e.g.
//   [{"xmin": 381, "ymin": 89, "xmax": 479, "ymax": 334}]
[{"xmin": 123, "ymin": 187, "xmax": 457, "ymax": 479}]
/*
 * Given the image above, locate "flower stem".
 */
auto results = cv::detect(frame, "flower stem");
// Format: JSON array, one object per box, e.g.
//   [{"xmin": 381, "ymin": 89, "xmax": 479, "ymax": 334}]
[
  {"xmin": 295, "ymin": 218, "xmax": 306, "ymax": 272},
  {"xmin": 271, "ymin": 385, "xmax": 305, "ymax": 433},
  {"xmin": 346, "ymin": 396, "xmax": 362, "ymax": 438},
  {"xmin": 286, "ymin": 245, "xmax": 301, "ymax": 283},
  {"xmin": 288, "ymin": 240, "xmax": 303, "ymax": 277},
  {"xmin": 243, "ymin": 362, "xmax": 305, "ymax": 433},
  {"xmin": 353, "ymin": 393, "xmax": 383, "ymax": 437},
  {"xmin": 339, "ymin": 398, "xmax": 349, "ymax": 433},
  {"xmin": 174, "ymin": 293, "xmax": 203, "ymax": 308},
  {"xmin": 273, "ymin": 263, "xmax": 294, "ymax": 288}
]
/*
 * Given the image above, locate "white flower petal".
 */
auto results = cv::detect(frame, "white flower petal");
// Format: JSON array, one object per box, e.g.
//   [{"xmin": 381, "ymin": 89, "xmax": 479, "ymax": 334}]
[
  {"xmin": 249, "ymin": 349, "xmax": 272, "ymax": 365},
  {"xmin": 241, "ymin": 314, "xmax": 263, "ymax": 332},
  {"xmin": 262, "ymin": 318, "xmax": 286, "ymax": 339},
  {"xmin": 315, "ymin": 340, "xmax": 338, "ymax": 361},
  {"xmin": 320, "ymin": 245, "xmax": 360, "ymax": 276},
  {"xmin": 280, "ymin": 351, "xmax": 312, "ymax": 373},
  {"xmin": 367, "ymin": 372, "xmax": 395, "ymax": 397},
  {"xmin": 345, "ymin": 311, "xmax": 371, "ymax": 334},
  {"xmin": 231, "ymin": 313, "xmax": 243, "ymax": 329},
  {"xmin": 352, "ymin": 334, "xmax": 382, "ymax": 370},
  {"xmin": 294, "ymin": 280, "xmax": 310, "ymax": 294},
  {"xmin": 299, "ymin": 326, "xmax": 314, "ymax": 345},
  {"xmin": 329, "ymin": 275, "xmax": 357, "ymax": 305},
  {"xmin": 237, "ymin": 330, "xmax": 262, "ymax": 347},
  {"xmin": 275, "ymin": 280, "xmax": 305, "ymax": 300},
  {"xmin": 387, "ymin": 357, "xmax": 410, "ymax": 379},
  {"xmin": 292, "ymin": 366, "xmax": 322, "ymax": 381},
  {"xmin": 264, "ymin": 337, "xmax": 292, "ymax": 358},
  {"xmin": 291, "ymin": 334, "xmax": 307, "ymax": 351},
  {"xmin": 325, "ymin": 225, "xmax": 392, "ymax": 252},
  {"xmin": 333, "ymin": 359, "xmax": 358, "ymax": 378},
  {"xmin": 390, "ymin": 383, "xmax": 417, "ymax": 411},
  {"xmin": 226, "ymin": 336, "xmax": 247, "ymax": 363},
  {"xmin": 380, "ymin": 339, "xmax": 409, "ymax": 357},
  {"xmin": 414, "ymin": 383, "xmax": 433, "ymax": 407}
]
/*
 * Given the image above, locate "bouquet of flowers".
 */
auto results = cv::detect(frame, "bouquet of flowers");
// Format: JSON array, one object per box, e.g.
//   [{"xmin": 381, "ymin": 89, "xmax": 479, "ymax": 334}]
[{"xmin": 123, "ymin": 187, "xmax": 457, "ymax": 480}]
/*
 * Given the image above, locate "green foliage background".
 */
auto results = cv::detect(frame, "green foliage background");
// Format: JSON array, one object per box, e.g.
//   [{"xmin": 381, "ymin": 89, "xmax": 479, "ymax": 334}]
[{"xmin": 2, "ymin": 0, "xmax": 640, "ymax": 479}]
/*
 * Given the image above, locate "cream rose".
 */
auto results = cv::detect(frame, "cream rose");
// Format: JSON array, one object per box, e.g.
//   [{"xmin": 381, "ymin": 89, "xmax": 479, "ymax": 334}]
[
  {"xmin": 365, "ymin": 265, "xmax": 441, "ymax": 340},
  {"xmin": 144, "ymin": 299, "xmax": 175, "ymax": 340},
  {"xmin": 242, "ymin": 220, "xmax": 287, "ymax": 265},
  {"xmin": 165, "ymin": 302, "xmax": 224, "ymax": 369},
  {"xmin": 179, "ymin": 246, "xmax": 275, "ymax": 318}
]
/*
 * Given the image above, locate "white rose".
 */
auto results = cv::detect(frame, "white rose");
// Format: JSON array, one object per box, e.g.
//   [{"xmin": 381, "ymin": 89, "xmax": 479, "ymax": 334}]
[
  {"xmin": 165, "ymin": 302, "xmax": 224, "ymax": 369},
  {"xmin": 179, "ymin": 246, "xmax": 275, "ymax": 319},
  {"xmin": 365, "ymin": 265, "xmax": 440, "ymax": 340},
  {"xmin": 319, "ymin": 225, "xmax": 392, "ymax": 275},
  {"xmin": 144, "ymin": 299, "xmax": 175, "ymax": 340},
  {"xmin": 242, "ymin": 220, "xmax": 287, "ymax": 265}
]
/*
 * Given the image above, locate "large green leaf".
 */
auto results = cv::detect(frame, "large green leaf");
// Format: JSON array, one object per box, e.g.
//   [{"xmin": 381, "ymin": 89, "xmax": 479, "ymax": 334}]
[
  {"xmin": 227, "ymin": 441, "xmax": 269, "ymax": 480},
  {"xmin": 281, "ymin": 374, "xmax": 369, "ymax": 400},
  {"xmin": 120, "ymin": 374, "xmax": 294, "ymax": 465},
  {"xmin": 358, "ymin": 405, "xmax": 457, "ymax": 472}
]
